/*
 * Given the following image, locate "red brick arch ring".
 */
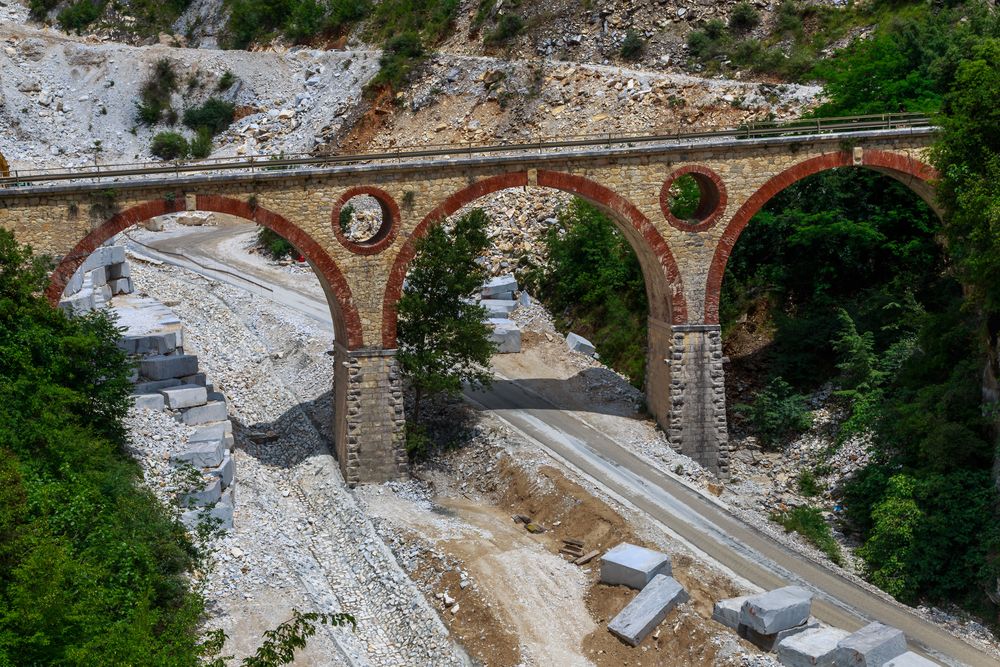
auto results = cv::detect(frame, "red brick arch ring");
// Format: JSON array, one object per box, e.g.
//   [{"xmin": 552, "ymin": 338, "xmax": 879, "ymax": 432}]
[
  {"xmin": 381, "ymin": 170, "xmax": 688, "ymax": 347},
  {"xmin": 703, "ymin": 149, "xmax": 939, "ymax": 325},
  {"xmin": 46, "ymin": 195, "xmax": 365, "ymax": 349}
]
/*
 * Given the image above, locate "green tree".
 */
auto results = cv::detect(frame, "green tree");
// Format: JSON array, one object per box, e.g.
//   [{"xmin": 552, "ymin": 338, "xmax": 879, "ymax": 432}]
[
  {"xmin": 397, "ymin": 209, "xmax": 496, "ymax": 420},
  {"xmin": 151, "ymin": 131, "xmax": 190, "ymax": 160}
]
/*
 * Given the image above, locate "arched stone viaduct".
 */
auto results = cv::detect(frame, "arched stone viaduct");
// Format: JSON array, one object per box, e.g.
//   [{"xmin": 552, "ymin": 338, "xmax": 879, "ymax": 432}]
[{"xmin": 0, "ymin": 127, "xmax": 938, "ymax": 485}]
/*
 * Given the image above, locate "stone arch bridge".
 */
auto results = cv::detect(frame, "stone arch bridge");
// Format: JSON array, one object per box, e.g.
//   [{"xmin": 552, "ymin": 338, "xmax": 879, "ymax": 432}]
[{"xmin": 0, "ymin": 117, "xmax": 938, "ymax": 485}]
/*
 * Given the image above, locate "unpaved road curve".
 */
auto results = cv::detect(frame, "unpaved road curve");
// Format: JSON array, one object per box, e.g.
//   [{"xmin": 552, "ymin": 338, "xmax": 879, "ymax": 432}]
[{"xmin": 131, "ymin": 224, "xmax": 993, "ymax": 667}]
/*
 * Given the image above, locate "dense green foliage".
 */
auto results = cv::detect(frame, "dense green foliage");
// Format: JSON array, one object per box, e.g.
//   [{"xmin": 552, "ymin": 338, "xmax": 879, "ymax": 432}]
[
  {"xmin": 734, "ymin": 377, "xmax": 812, "ymax": 450},
  {"xmin": 223, "ymin": 0, "xmax": 369, "ymax": 48},
  {"xmin": 666, "ymin": 174, "xmax": 702, "ymax": 221},
  {"xmin": 397, "ymin": 210, "xmax": 496, "ymax": 421},
  {"xmin": 0, "ymin": 229, "xmax": 207, "ymax": 663},
  {"xmin": 369, "ymin": 32, "xmax": 425, "ymax": 92},
  {"xmin": 190, "ymin": 127, "xmax": 214, "ymax": 159},
  {"xmin": 182, "ymin": 98, "xmax": 236, "ymax": 136},
  {"xmin": 151, "ymin": 131, "xmax": 190, "ymax": 159},
  {"xmin": 523, "ymin": 199, "xmax": 648, "ymax": 388}
]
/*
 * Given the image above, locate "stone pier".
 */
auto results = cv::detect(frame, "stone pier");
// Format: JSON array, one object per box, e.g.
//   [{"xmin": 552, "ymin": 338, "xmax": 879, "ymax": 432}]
[
  {"xmin": 669, "ymin": 324, "xmax": 728, "ymax": 476},
  {"xmin": 334, "ymin": 346, "xmax": 408, "ymax": 486}
]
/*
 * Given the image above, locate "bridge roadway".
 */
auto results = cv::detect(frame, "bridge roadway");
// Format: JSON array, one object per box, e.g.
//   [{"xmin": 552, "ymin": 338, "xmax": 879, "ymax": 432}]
[
  {"xmin": 0, "ymin": 113, "xmax": 931, "ymax": 187},
  {"xmin": 129, "ymin": 225, "xmax": 993, "ymax": 667}
]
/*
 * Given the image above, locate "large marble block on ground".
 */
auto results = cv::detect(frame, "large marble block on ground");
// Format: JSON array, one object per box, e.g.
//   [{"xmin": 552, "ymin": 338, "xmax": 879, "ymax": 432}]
[
  {"xmin": 160, "ymin": 384, "xmax": 208, "ymax": 409},
  {"xmin": 776, "ymin": 627, "xmax": 849, "ymax": 667},
  {"xmin": 172, "ymin": 438, "xmax": 224, "ymax": 469},
  {"xmin": 712, "ymin": 595, "xmax": 750, "ymax": 630},
  {"xmin": 600, "ymin": 543, "xmax": 672, "ymax": 589},
  {"xmin": 608, "ymin": 574, "xmax": 689, "ymax": 646},
  {"xmin": 740, "ymin": 617, "xmax": 819, "ymax": 652},
  {"xmin": 482, "ymin": 274, "xmax": 518, "ymax": 298},
  {"xmin": 140, "ymin": 353, "xmax": 199, "ymax": 380},
  {"xmin": 481, "ymin": 299, "xmax": 517, "ymax": 317},
  {"xmin": 132, "ymin": 393, "xmax": 165, "ymax": 411},
  {"xmin": 836, "ymin": 622, "xmax": 907, "ymax": 667},
  {"xmin": 179, "ymin": 477, "xmax": 222, "ymax": 508},
  {"xmin": 741, "ymin": 586, "xmax": 813, "ymax": 635},
  {"xmin": 882, "ymin": 652, "xmax": 940, "ymax": 667},
  {"xmin": 489, "ymin": 318, "xmax": 522, "ymax": 353},
  {"xmin": 182, "ymin": 401, "xmax": 228, "ymax": 425},
  {"xmin": 566, "ymin": 332, "xmax": 596, "ymax": 356}
]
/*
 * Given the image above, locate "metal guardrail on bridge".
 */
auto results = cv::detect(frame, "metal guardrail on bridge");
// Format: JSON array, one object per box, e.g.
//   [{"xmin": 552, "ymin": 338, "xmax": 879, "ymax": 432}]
[{"xmin": 0, "ymin": 113, "xmax": 933, "ymax": 188}]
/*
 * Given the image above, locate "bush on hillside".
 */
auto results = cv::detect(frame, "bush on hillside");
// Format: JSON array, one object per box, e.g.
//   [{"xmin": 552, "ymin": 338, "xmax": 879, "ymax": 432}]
[
  {"xmin": 136, "ymin": 58, "xmax": 178, "ymax": 126},
  {"xmin": 150, "ymin": 131, "xmax": 189, "ymax": 160},
  {"xmin": 620, "ymin": 30, "xmax": 645, "ymax": 61},
  {"xmin": 729, "ymin": 2, "xmax": 760, "ymax": 34},
  {"xmin": 57, "ymin": 0, "xmax": 103, "ymax": 33},
  {"xmin": 735, "ymin": 377, "xmax": 812, "ymax": 449},
  {"xmin": 189, "ymin": 127, "xmax": 213, "ymax": 159},
  {"xmin": 182, "ymin": 98, "xmax": 235, "ymax": 135},
  {"xmin": 484, "ymin": 14, "xmax": 523, "ymax": 46}
]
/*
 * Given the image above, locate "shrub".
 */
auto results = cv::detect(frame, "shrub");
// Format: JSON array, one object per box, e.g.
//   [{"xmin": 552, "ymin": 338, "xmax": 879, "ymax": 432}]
[
  {"xmin": 150, "ymin": 131, "xmax": 189, "ymax": 160},
  {"xmin": 798, "ymin": 469, "xmax": 821, "ymax": 497},
  {"xmin": 257, "ymin": 226, "xmax": 296, "ymax": 259},
  {"xmin": 772, "ymin": 506, "xmax": 843, "ymax": 565},
  {"xmin": 136, "ymin": 58, "xmax": 177, "ymax": 126},
  {"xmin": 217, "ymin": 70, "xmax": 236, "ymax": 91},
  {"xmin": 687, "ymin": 30, "xmax": 721, "ymax": 61},
  {"xmin": 28, "ymin": 0, "xmax": 59, "ymax": 20},
  {"xmin": 729, "ymin": 1, "xmax": 759, "ymax": 34},
  {"xmin": 189, "ymin": 127, "xmax": 213, "ymax": 159},
  {"xmin": 484, "ymin": 14, "xmax": 523, "ymax": 45},
  {"xmin": 57, "ymin": 0, "xmax": 103, "ymax": 33},
  {"xmin": 370, "ymin": 31, "xmax": 425, "ymax": 91},
  {"xmin": 182, "ymin": 98, "xmax": 235, "ymax": 136},
  {"xmin": 620, "ymin": 30, "xmax": 645, "ymax": 61},
  {"xmin": 736, "ymin": 377, "xmax": 812, "ymax": 449},
  {"xmin": 338, "ymin": 204, "xmax": 355, "ymax": 234},
  {"xmin": 776, "ymin": 0, "xmax": 802, "ymax": 35},
  {"xmin": 704, "ymin": 18, "xmax": 726, "ymax": 40}
]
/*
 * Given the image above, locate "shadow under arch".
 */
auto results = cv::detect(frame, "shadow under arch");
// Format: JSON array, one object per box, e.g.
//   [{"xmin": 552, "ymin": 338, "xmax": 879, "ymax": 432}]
[
  {"xmin": 45, "ymin": 195, "xmax": 365, "ymax": 349},
  {"xmin": 704, "ymin": 149, "xmax": 940, "ymax": 325},
  {"xmin": 380, "ymin": 170, "xmax": 688, "ymax": 348}
]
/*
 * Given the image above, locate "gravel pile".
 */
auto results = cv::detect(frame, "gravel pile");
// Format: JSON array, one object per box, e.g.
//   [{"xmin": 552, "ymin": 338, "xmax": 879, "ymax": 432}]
[{"xmin": 125, "ymin": 255, "xmax": 467, "ymax": 666}]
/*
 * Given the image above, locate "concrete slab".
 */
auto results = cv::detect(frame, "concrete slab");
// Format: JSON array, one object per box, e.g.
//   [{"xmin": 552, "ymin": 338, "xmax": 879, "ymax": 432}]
[
  {"xmin": 567, "ymin": 332, "xmax": 597, "ymax": 356},
  {"xmin": 712, "ymin": 595, "xmax": 750, "ymax": 630},
  {"xmin": 741, "ymin": 586, "xmax": 813, "ymax": 635},
  {"xmin": 172, "ymin": 439, "xmax": 224, "ymax": 469},
  {"xmin": 482, "ymin": 274, "xmax": 518, "ymax": 298},
  {"xmin": 182, "ymin": 401, "xmax": 228, "ymax": 425},
  {"xmin": 160, "ymin": 384, "xmax": 208, "ymax": 409},
  {"xmin": 776, "ymin": 626, "xmax": 850, "ymax": 667},
  {"xmin": 132, "ymin": 393, "xmax": 165, "ymax": 411},
  {"xmin": 836, "ymin": 622, "xmax": 907, "ymax": 667},
  {"xmin": 140, "ymin": 354, "xmax": 199, "ymax": 380},
  {"xmin": 882, "ymin": 652, "xmax": 940, "ymax": 667},
  {"xmin": 600, "ymin": 543, "xmax": 672, "ymax": 589},
  {"xmin": 608, "ymin": 574, "xmax": 689, "ymax": 646},
  {"xmin": 740, "ymin": 617, "xmax": 820, "ymax": 652}
]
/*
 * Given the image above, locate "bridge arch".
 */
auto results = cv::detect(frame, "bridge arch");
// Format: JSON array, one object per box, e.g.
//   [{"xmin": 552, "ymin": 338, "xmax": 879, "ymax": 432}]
[
  {"xmin": 381, "ymin": 170, "xmax": 687, "ymax": 347},
  {"xmin": 704, "ymin": 149, "xmax": 939, "ymax": 324},
  {"xmin": 46, "ymin": 195, "xmax": 365, "ymax": 349}
]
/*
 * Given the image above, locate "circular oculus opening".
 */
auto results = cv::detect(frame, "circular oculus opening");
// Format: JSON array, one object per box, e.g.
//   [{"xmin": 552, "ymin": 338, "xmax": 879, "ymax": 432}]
[
  {"xmin": 661, "ymin": 167, "xmax": 726, "ymax": 230},
  {"xmin": 332, "ymin": 187, "xmax": 399, "ymax": 254}
]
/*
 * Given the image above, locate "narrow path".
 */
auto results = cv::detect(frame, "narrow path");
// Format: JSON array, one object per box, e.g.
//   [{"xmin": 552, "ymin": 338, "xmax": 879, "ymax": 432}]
[{"xmin": 131, "ymin": 224, "xmax": 993, "ymax": 667}]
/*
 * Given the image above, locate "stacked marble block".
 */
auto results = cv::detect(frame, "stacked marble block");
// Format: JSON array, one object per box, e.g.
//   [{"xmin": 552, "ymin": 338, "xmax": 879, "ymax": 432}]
[
  {"xmin": 126, "ymin": 331, "xmax": 236, "ymax": 532},
  {"xmin": 58, "ymin": 243, "xmax": 133, "ymax": 315},
  {"xmin": 712, "ymin": 587, "xmax": 939, "ymax": 667},
  {"xmin": 480, "ymin": 274, "xmax": 523, "ymax": 353},
  {"xmin": 599, "ymin": 543, "xmax": 690, "ymax": 646}
]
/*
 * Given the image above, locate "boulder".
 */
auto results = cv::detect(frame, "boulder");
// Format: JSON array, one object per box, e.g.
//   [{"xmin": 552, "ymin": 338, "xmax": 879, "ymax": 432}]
[
  {"xmin": 836, "ymin": 622, "xmax": 907, "ymax": 667},
  {"xmin": 567, "ymin": 332, "xmax": 597, "ymax": 356},
  {"xmin": 608, "ymin": 574, "xmax": 689, "ymax": 646},
  {"xmin": 776, "ymin": 626, "xmax": 849, "ymax": 667},
  {"xmin": 740, "ymin": 586, "xmax": 813, "ymax": 635},
  {"xmin": 600, "ymin": 543, "xmax": 672, "ymax": 589}
]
